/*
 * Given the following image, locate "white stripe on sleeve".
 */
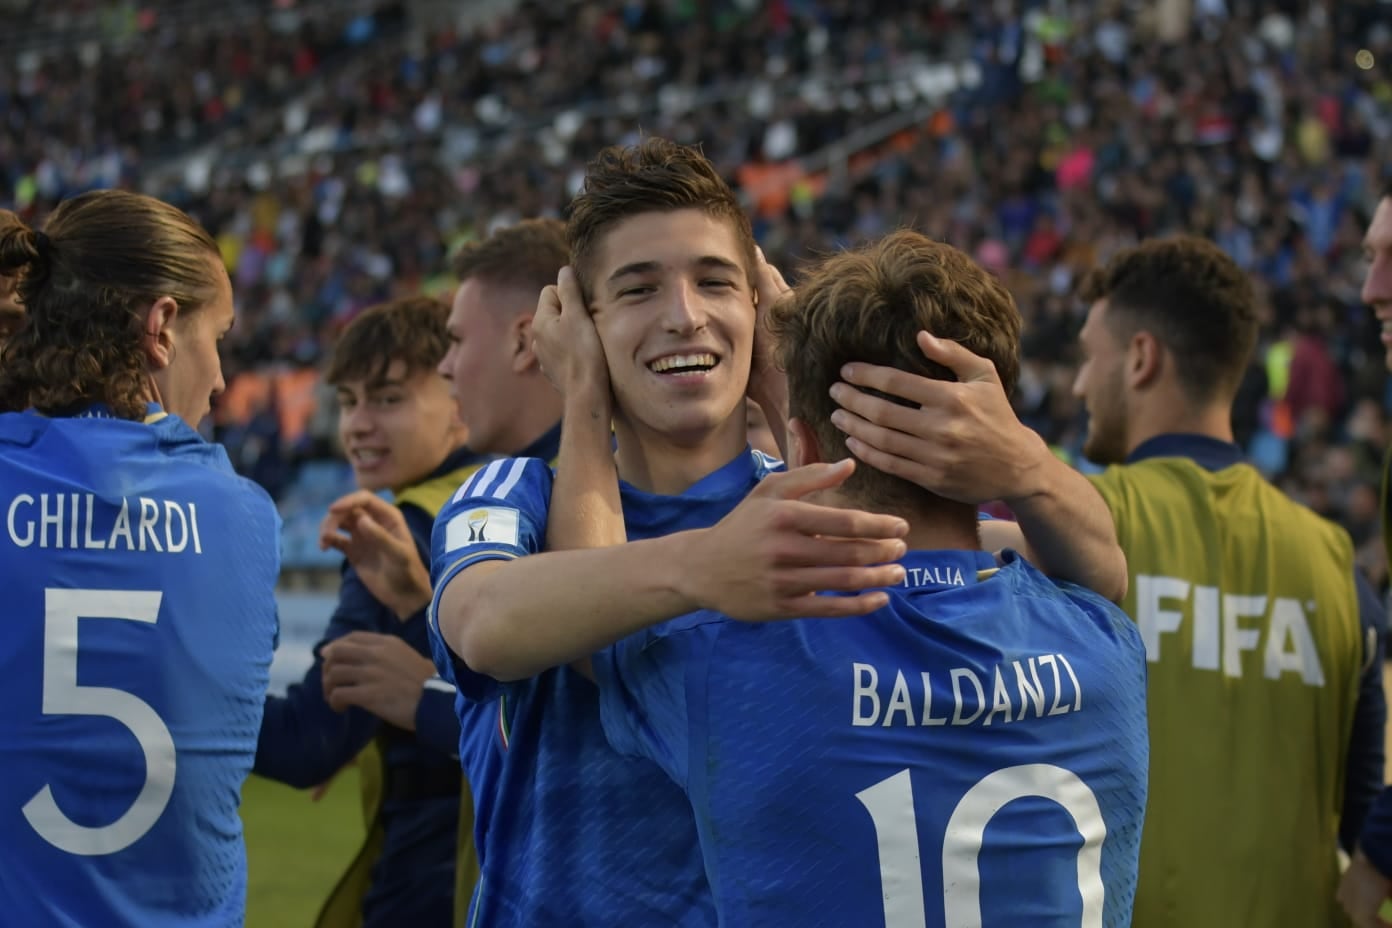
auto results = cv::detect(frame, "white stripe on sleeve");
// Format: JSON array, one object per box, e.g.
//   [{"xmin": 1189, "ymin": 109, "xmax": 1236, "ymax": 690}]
[{"xmin": 491, "ymin": 458, "xmax": 530, "ymax": 501}]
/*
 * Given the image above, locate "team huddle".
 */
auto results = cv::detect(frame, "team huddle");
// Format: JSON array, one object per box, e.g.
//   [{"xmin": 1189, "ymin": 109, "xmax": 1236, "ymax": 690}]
[{"xmin": 0, "ymin": 137, "xmax": 1390, "ymax": 928}]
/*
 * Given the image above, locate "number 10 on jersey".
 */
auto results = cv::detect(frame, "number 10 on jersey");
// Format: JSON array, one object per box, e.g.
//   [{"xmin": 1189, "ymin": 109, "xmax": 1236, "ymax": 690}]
[{"xmin": 856, "ymin": 765, "xmax": 1108, "ymax": 927}]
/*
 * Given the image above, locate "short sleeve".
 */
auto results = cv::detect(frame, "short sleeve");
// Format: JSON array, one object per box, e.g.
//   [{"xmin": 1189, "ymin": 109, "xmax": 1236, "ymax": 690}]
[
  {"xmin": 427, "ymin": 457, "xmax": 553, "ymax": 701},
  {"xmin": 592, "ymin": 613, "xmax": 723, "ymax": 788}
]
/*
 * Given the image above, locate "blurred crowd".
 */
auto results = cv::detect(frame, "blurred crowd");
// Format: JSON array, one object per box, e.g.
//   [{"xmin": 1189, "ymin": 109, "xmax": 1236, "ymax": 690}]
[{"xmin": 3, "ymin": 0, "xmax": 1391, "ymax": 578}]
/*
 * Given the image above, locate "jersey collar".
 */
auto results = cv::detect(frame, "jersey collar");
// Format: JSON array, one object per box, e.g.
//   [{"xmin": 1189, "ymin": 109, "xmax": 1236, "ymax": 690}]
[
  {"xmin": 1126, "ymin": 433, "xmax": 1244, "ymax": 473},
  {"xmin": 620, "ymin": 447, "xmax": 759, "ymax": 502},
  {"xmin": 895, "ymin": 549, "xmax": 999, "ymax": 592}
]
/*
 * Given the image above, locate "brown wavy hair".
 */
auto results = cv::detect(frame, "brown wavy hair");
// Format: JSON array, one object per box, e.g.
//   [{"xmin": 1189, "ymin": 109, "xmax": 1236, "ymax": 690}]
[
  {"xmin": 0, "ymin": 190, "xmax": 222, "ymax": 420},
  {"xmin": 453, "ymin": 217, "xmax": 570, "ymax": 298},
  {"xmin": 566, "ymin": 137, "xmax": 756, "ymax": 299},
  {"xmin": 325, "ymin": 295, "xmax": 452, "ymax": 387},
  {"xmin": 770, "ymin": 229, "xmax": 1022, "ymax": 512}
]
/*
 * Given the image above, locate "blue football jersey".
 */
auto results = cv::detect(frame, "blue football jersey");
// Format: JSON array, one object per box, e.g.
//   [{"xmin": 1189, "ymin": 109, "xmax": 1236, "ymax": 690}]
[
  {"xmin": 0, "ymin": 409, "xmax": 281, "ymax": 927},
  {"xmin": 595, "ymin": 549, "xmax": 1150, "ymax": 928},
  {"xmin": 428, "ymin": 448, "xmax": 782, "ymax": 927}
]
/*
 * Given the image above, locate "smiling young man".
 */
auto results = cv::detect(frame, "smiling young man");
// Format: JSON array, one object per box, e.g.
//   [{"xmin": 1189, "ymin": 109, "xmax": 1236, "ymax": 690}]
[
  {"xmin": 253, "ymin": 295, "xmax": 485, "ymax": 927},
  {"xmin": 415, "ymin": 138, "xmax": 1131, "ymax": 925}
]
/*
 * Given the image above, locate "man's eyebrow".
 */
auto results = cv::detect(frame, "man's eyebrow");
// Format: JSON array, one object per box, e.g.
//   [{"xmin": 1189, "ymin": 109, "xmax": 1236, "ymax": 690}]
[
  {"xmin": 607, "ymin": 261, "xmax": 662, "ymax": 284},
  {"xmin": 692, "ymin": 255, "xmax": 741, "ymax": 273}
]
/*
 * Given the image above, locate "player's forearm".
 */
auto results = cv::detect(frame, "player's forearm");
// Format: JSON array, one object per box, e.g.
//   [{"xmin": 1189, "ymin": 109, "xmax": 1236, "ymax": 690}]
[
  {"xmin": 438, "ymin": 532, "xmax": 705, "ymax": 682},
  {"xmin": 546, "ymin": 387, "xmax": 625, "ymax": 551},
  {"xmin": 1006, "ymin": 440, "xmax": 1128, "ymax": 602}
]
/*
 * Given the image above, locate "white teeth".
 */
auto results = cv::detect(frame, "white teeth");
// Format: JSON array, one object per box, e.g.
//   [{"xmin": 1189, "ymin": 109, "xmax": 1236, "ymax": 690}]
[
  {"xmin": 354, "ymin": 450, "xmax": 386, "ymax": 464},
  {"xmin": 650, "ymin": 353, "xmax": 717, "ymax": 373}
]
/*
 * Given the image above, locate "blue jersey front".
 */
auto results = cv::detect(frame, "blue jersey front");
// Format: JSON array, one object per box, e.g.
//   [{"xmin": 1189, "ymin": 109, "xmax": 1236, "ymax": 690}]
[
  {"xmin": 0, "ymin": 410, "xmax": 281, "ymax": 927},
  {"xmin": 595, "ymin": 549, "xmax": 1149, "ymax": 927},
  {"xmin": 428, "ymin": 448, "xmax": 781, "ymax": 926}
]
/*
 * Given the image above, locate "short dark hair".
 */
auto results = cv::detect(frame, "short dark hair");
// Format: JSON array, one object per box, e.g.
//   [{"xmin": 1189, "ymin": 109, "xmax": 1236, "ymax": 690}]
[
  {"xmin": 325, "ymin": 296, "xmax": 450, "ymax": 387},
  {"xmin": 566, "ymin": 137, "xmax": 757, "ymax": 299},
  {"xmin": 771, "ymin": 229, "xmax": 1021, "ymax": 511},
  {"xmin": 0, "ymin": 190, "xmax": 222, "ymax": 419},
  {"xmin": 451, "ymin": 217, "xmax": 569, "ymax": 302},
  {"xmin": 1079, "ymin": 235, "xmax": 1257, "ymax": 403}
]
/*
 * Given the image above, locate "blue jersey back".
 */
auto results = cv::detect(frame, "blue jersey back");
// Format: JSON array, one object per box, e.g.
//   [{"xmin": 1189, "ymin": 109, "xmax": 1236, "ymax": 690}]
[
  {"xmin": 0, "ymin": 411, "xmax": 281, "ymax": 927},
  {"xmin": 596, "ymin": 549, "xmax": 1149, "ymax": 927},
  {"xmin": 428, "ymin": 449, "xmax": 781, "ymax": 927}
]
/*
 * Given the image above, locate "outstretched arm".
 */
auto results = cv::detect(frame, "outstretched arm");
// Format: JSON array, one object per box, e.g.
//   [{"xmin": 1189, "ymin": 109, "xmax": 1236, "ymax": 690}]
[
  {"xmin": 435, "ymin": 460, "xmax": 909, "ymax": 682},
  {"xmin": 828, "ymin": 331, "xmax": 1128, "ymax": 602}
]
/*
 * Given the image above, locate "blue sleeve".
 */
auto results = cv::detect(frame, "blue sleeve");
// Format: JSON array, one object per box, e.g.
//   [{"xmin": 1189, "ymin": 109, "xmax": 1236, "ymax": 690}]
[
  {"xmin": 414, "ymin": 680, "xmax": 462, "ymax": 759},
  {"xmin": 1362, "ymin": 789, "xmax": 1392, "ymax": 876},
  {"xmin": 254, "ymin": 564, "xmax": 385, "ymax": 788},
  {"xmin": 1343, "ymin": 569, "xmax": 1388, "ymax": 852},
  {"xmin": 592, "ymin": 614, "xmax": 722, "ymax": 788},
  {"xmin": 427, "ymin": 457, "xmax": 552, "ymax": 703}
]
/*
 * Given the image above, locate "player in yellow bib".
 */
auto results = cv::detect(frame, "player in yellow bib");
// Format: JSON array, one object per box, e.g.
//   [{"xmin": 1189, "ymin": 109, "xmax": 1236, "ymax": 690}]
[{"xmin": 1071, "ymin": 236, "xmax": 1385, "ymax": 927}]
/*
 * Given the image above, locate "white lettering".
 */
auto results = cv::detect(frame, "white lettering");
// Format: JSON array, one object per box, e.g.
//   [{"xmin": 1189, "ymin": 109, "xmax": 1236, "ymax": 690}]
[
  {"xmin": 951, "ymin": 669, "xmax": 985, "ymax": 726},
  {"xmin": 1136, "ymin": 574, "xmax": 1188, "ymax": 661},
  {"xmin": 82, "ymin": 495, "xmax": 105, "ymax": 549},
  {"xmin": 1058, "ymin": 653, "xmax": 1083, "ymax": 712},
  {"xmin": 68, "ymin": 493, "xmax": 78, "ymax": 549},
  {"xmin": 1041, "ymin": 655, "xmax": 1069, "ymax": 716},
  {"xmin": 1013, "ymin": 658, "xmax": 1045, "ymax": 720},
  {"xmin": 39, "ymin": 493, "xmax": 63, "ymax": 548},
  {"xmin": 920, "ymin": 672, "xmax": 947, "ymax": 726},
  {"xmin": 1222, "ymin": 594, "xmax": 1265, "ymax": 678},
  {"xmin": 1134, "ymin": 574, "xmax": 1328, "ymax": 689},
  {"xmin": 853, "ymin": 663, "xmax": 880, "ymax": 726},
  {"xmin": 883, "ymin": 671, "xmax": 915, "ymax": 727},
  {"xmin": 1265, "ymin": 598, "xmax": 1326, "ymax": 686},
  {"xmin": 108, "ymin": 499, "xmax": 134, "ymax": 550},
  {"xmin": 983, "ymin": 666, "xmax": 1013, "ymax": 726},
  {"xmin": 1192, "ymin": 584, "xmax": 1220, "ymax": 670},
  {"xmin": 137, "ymin": 498, "xmax": 162, "ymax": 553},
  {"xmin": 189, "ymin": 503, "xmax": 202, "ymax": 555},
  {"xmin": 163, "ymin": 501, "xmax": 188, "ymax": 554},
  {"xmin": 8, "ymin": 494, "xmax": 34, "ymax": 547}
]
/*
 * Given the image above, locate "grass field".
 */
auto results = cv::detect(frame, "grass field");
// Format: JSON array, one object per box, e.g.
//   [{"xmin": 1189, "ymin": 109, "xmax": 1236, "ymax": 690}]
[{"xmin": 242, "ymin": 772, "xmax": 365, "ymax": 928}]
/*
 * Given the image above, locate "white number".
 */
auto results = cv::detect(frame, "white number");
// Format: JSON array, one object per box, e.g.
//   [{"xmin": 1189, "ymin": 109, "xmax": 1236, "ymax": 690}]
[
  {"xmin": 23, "ymin": 589, "xmax": 176, "ymax": 856},
  {"xmin": 855, "ymin": 764, "xmax": 1107, "ymax": 928}
]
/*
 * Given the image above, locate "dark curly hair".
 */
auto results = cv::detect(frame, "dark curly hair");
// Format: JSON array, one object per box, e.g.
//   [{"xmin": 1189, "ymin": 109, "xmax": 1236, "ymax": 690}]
[
  {"xmin": 1078, "ymin": 235, "xmax": 1257, "ymax": 404},
  {"xmin": 0, "ymin": 190, "xmax": 222, "ymax": 420}
]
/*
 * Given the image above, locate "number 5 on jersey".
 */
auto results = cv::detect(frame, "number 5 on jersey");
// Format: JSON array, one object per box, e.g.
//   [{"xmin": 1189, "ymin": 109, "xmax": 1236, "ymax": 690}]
[
  {"xmin": 23, "ymin": 589, "xmax": 176, "ymax": 856},
  {"xmin": 857, "ymin": 765, "xmax": 1107, "ymax": 928}
]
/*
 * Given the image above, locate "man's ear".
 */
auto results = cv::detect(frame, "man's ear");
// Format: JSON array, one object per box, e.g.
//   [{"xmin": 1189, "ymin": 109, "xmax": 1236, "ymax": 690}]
[
  {"xmin": 510, "ymin": 314, "xmax": 537, "ymax": 374},
  {"xmin": 787, "ymin": 417, "xmax": 823, "ymax": 469},
  {"xmin": 142, "ymin": 296, "xmax": 180, "ymax": 370},
  {"xmin": 1126, "ymin": 329, "xmax": 1164, "ymax": 391}
]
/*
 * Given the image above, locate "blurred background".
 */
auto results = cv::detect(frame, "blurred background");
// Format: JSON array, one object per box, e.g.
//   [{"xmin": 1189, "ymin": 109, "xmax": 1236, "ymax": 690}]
[{"xmin": 5, "ymin": 0, "xmax": 1391, "ymax": 620}]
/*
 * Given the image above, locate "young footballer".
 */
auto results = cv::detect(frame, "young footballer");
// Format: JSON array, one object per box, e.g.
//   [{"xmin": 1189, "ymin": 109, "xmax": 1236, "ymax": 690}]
[{"xmin": 0, "ymin": 192, "xmax": 280, "ymax": 926}]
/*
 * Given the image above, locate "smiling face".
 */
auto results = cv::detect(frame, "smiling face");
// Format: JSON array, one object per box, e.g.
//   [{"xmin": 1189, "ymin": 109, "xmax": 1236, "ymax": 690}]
[
  {"xmin": 1363, "ymin": 196, "xmax": 1392, "ymax": 370},
  {"xmin": 337, "ymin": 359, "xmax": 463, "ymax": 491},
  {"xmin": 587, "ymin": 208, "xmax": 756, "ymax": 449}
]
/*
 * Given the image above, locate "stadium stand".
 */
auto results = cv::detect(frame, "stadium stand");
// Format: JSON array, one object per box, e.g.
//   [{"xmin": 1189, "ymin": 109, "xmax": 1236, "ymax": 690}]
[{"xmin": 3, "ymin": 0, "xmax": 1390, "ymax": 576}]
